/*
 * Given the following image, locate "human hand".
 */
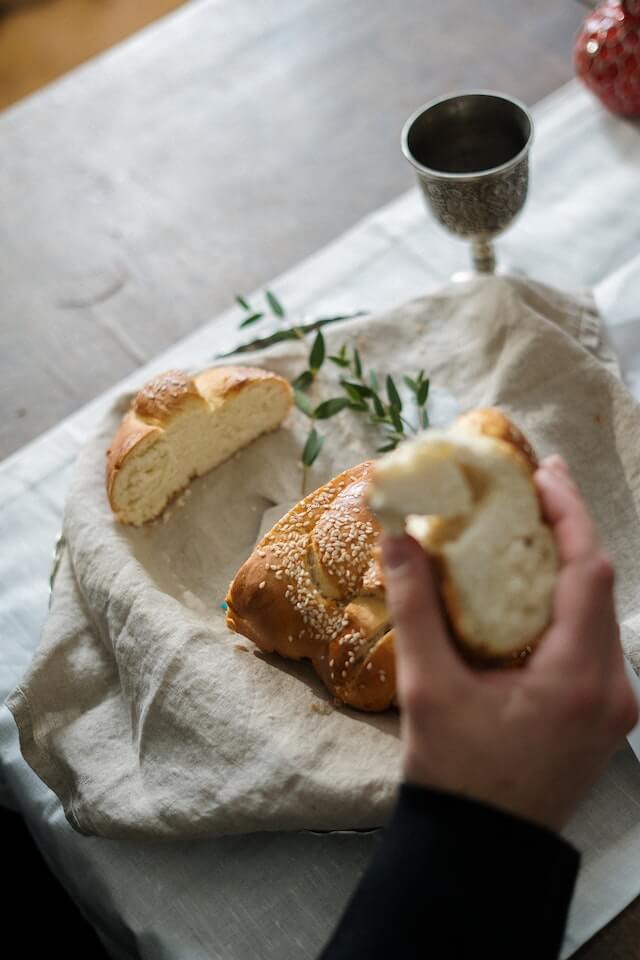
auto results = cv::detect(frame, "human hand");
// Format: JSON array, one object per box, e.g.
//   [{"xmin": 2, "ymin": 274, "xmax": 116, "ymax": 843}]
[{"xmin": 381, "ymin": 455, "xmax": 639, "ymax": 831}]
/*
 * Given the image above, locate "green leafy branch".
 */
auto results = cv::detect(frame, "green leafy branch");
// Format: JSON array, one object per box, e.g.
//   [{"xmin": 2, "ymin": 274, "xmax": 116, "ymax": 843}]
[
  {"xmin": 235, "ymin": 289, "xmax": 286, "ymax": 328},
  {"xmin": 232, "ymin": 291, "xmax": 365, "ymax": 356},
  {"xmin": 234, "ymin": 291, "xmax": 430, "ymax": 488},
  {"xmin": 293, "ymin": 334, "xmax": 430, "ymax": 466}
]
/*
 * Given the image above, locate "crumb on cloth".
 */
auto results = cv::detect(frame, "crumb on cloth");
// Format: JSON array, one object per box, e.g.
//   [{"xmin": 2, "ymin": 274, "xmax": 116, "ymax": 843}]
[{"xmin": 309, "ymin": 702, "xmax": 333, "ymax": 716}]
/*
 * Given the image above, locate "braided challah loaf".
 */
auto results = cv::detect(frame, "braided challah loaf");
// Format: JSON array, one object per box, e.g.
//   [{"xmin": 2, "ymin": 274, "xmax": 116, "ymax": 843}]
[
  {"xmin": 226, "ymin": 461, "xmax": 394, "ymax": 712},
  {"xmin": 225, "ymin": 408, "xmax": 557, "ymax": 712}
]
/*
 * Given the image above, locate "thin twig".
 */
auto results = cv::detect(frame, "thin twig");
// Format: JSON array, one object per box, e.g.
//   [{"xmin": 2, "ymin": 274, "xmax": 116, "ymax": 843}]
[{"xmin": 215, "ymin": 313, "xmax": 367, "ymax": 359}]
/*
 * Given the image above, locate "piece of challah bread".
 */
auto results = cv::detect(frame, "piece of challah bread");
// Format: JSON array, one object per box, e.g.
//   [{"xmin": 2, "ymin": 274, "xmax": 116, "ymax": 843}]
[
  {"xmin": 226, "ymin": 408, "xmax": 557, "ymax": 712},
  {"xmin": 368, "ymin": 408, "xmax": 557, "ymax": 666},
  {"xmin": 107, "ymin": 366, "xmax": 292, "ymax": 525},
  {"xmin": 226, "ymin": 461, "xmax": 395, "ymax": 712}
]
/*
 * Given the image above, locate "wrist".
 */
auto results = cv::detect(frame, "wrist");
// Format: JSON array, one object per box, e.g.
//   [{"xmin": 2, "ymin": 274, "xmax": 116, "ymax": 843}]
[
  {"xmin": 399, "ymin": 780, "xmax": 577, "ymax": 859},
  {"xmin": 402, "ymin": 745, "xmax": 575, "ymax": 833},
  {"xmin": 388, "ymin": 783, "xmax": 580, "ymax": 957},
  {"xmin": 402, "ymin": 773, "xmax": 567, "ymax": 834}
]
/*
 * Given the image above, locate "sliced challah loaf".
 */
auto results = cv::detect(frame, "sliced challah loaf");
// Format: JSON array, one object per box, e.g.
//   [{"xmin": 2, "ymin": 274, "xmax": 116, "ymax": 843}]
[{"xmin": 107, "ymin": 366, "xmax": 292, "ymax": 525}]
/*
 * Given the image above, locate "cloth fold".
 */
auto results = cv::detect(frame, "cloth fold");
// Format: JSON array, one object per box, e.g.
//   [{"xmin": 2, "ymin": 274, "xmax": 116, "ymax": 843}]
[{"xmin": 7, "ymin": 276, "xmax": 640, "ymax": 839}]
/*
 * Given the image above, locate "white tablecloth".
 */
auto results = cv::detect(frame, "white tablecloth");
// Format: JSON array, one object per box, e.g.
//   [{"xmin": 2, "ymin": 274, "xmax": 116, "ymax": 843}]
[{"xmin": 2, "ymin": 80, "xmax": 640, "ymax": 958}]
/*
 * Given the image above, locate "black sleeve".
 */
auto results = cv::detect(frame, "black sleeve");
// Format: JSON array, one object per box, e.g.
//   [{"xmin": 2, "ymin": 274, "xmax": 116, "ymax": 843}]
[{"xmin": 318, "ymin": 783, "xmax": 580, "ymax": 960}]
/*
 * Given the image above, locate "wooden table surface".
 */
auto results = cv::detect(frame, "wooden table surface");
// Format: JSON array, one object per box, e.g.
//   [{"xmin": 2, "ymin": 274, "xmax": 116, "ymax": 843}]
[
  {"xmin": 0, "ymin": 0, "xmax": 583, "ymax": 460},
  {"xmin": 0, "ymin": 0, "xmax": 187, "ymax": 110},
  {"xmin": 1, "ymin": 1, "xmax": 637, "ymax": 955}
]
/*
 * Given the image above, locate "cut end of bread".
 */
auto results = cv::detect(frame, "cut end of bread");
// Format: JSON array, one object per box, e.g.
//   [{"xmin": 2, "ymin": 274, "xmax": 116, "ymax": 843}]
[
  {"xmin": 368, "ymin": 408, "xmax": 557, "ymax": 663},
  {"xmin": 107, "ymin": 366, "xmax": 292, "ymax": 525},
  {"xmin": 367, "ymin": 433, "xmax": 474, "ymax": 529}
]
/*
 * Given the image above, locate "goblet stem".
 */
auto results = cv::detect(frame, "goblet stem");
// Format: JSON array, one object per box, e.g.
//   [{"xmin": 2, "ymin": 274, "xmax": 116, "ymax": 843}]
[{"xmin": 471, "ymin": 238, "xmax": 496, "ymax": 274}]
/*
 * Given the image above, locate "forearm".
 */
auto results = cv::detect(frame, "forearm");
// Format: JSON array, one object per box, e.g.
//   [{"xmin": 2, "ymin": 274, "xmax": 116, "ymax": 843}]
[{"xmin": 319, "ymin": 783, "xmax": 579, "ymax": 960}]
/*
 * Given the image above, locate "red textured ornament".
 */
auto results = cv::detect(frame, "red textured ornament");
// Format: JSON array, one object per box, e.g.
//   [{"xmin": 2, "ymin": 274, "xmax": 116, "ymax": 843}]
[{"xmin": 574, "ymin": 0, "xmax": 640, "ymax": 117}]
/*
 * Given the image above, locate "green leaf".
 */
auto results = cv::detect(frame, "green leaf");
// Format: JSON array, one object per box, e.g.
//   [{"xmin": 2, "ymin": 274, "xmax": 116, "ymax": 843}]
[
  {"xmin": 420, "ymin": 406, "xmax": 430, "ymax": 429},
  {"xmin": 342, "ymin": 381, "xmax": 365, "ymax": 404},
  {"xmin": 389, "ymin": 405, "xmax": 404, "ymax": 433},
  {"xmin": 302, "ymin": 428, "xmax": 324, "ymax": 466},
  {"xmin": 416, "ymin": 369, "xmax": 426, "ymax": 385},
  {"xmin": 381, "ymin": 425, "xmax": 406, "ymax": 442},
  {"xmin": 371, "ymin": 392, "xmax": 385, "ymax": 418},
  {"xmin": 292, "ymin": 370, "xmax": 313, "ymax": 390},
  {"xmin": 239, "ymin": 312, "xmax": 264, "ymax": 328},
  {"xmin": 353, "ymin": 348, "xmax": 362, "ymax": 379},
  {"xmin": 369, "ymin": 414, "xmax": 392, "ymax": 425},
  {"xmin": 328, "ymin": 355, "xmax": 351, "ymax": 368},
  {"xmin": 417, "ymin": 377, "xmax": 430, "ymax": 406},
  {"xmin": 386, "ymin": 375, "xmax": 402, "ymax": 411},
  {"xmin": 348, "ymin": 400, "xmax": 368, "ymax": 412},
  {"xmin": 314, "ymin": 397, "xmax": 351, "ymax": 419},
  {"xmin": 309, "ymin": 331, "xmax": 326, "ymax": 371},
  {"xmin": 404, "ymin": 375, "xmax": 418, "ymax": 394},
  {"xmin": 294, "ymin": 390, "xmax": 315, "ymax": 417},
  {"xmin": 266, "ymin": 290, "xmax": 285, "ymax": 317},
  {"xmin": 235, "ymin": 294, "xmax": 251, "ymax": 311},
  {"xmin": 376, "ymin": 440, "xmax": 399, "ymax": 453},
  {"xmin": 341, "ymin": 380, "xmax": 373, "ymax": 399}
]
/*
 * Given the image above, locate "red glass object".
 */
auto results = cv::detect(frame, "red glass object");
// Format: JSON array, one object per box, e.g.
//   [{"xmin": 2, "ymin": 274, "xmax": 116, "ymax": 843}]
[{"xmin": 574, "ymin": 0, "xmax": 640, "ymax": 117}]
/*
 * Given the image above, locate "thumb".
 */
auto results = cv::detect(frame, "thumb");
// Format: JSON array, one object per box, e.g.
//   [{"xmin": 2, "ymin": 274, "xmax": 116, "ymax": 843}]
[{"xmin": 381, "ymin": 534, "xmax": 465, "ymax": 692}]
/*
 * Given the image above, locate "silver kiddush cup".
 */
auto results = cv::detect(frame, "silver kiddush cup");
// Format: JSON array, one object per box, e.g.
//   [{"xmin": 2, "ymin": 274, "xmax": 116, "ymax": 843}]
[{"xmin": 401, "ymin": 91, "xmax": 533, "ymax": 275}]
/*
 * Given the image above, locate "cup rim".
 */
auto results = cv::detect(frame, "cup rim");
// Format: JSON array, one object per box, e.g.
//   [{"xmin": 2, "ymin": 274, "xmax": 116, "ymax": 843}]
[{"xmin": 401, "ymin": 89, "xmax": 534, "ymax": 181}]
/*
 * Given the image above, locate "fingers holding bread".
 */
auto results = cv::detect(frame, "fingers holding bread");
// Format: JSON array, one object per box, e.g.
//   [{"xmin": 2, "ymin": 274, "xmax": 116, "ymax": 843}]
[
  {"xmin": 381, "ymin": 533, "xmax": 465, "ymax": 693},
  {"xmin": 535, "ymin": 457, "xmax": 600, "ymax": 564},
  {"xmin": 535, "ymin": 461, "xmax": 619, "ymax": 667}
]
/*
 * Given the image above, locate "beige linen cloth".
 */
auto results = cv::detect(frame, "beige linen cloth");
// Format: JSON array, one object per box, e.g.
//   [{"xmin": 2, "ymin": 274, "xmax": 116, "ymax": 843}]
[{"xmin": 7, "ymin": 276, "xmax": 640, "ymax": 839}]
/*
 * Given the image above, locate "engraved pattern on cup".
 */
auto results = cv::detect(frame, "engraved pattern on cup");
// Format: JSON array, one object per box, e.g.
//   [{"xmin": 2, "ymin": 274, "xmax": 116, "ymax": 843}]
[{"xmin": 418, "ymin": 155, "xmax": 529, "ymax": 239}]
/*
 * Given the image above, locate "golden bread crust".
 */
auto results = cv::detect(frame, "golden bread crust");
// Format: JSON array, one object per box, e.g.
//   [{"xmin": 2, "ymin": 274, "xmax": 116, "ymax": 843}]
[
  {"xmin": 452, "ymin": 407, "xmax": 538, "ymax": 474},
  {"xmin": 226, "ymin": 461, "xmax": 397, "ymax": 711},
  {"xmin": 132, "ymin": 369, "xmax": 204, "ymax": 423},
  {"xmin": 194, "ymin": 365, "xmax": 276, "ymax": 403},
  {"xmin": 106, "ymin": 414, "xmax": 162, "ymax": 505}
]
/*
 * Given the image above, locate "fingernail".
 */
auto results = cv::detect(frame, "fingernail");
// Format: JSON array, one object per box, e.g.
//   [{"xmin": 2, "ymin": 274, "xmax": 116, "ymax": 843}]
[
  {"xmin": 535, "ymin": 468, "xmax": 561, "ymax": 503},
  {"xmin": 536, "ymin": 464, "xmax": 554, "ymax": 480},
  {"xmin": 545, "ymin": 454, "xmax": 568, "ymax": 473},
  {"xmin": 381, "ymin": 535, "xmax": 411, "ymax": 571},
  {"xmin": 535, "ymin": 466, "xmax": 556, "ymax": 490}
]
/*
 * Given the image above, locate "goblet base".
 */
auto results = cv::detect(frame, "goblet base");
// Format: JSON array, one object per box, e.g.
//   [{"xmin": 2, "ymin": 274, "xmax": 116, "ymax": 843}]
[{"xmin": 451, "ymin": 263, "xmax": 523, "ymax": 283}]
